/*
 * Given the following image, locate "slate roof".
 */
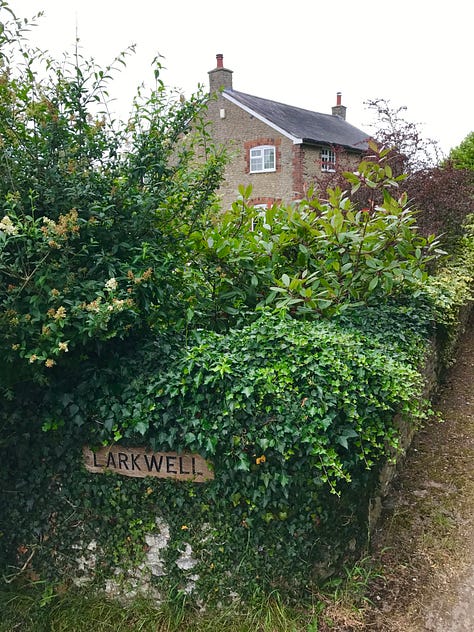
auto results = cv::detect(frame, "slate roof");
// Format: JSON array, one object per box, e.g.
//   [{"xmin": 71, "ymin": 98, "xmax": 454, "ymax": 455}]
[{"xmin": 223, "ymin": 89, "xmax": 369, "ymax": 152}]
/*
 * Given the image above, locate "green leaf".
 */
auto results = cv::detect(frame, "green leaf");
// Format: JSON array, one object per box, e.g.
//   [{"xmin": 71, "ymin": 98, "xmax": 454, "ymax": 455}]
[
  {"xmin": 134, "ymin": 420, "xmax": 148, "ymax": 435},
  {"xmin": 368, "ymin": 277, "xmax": 379, "ymax": 291}
]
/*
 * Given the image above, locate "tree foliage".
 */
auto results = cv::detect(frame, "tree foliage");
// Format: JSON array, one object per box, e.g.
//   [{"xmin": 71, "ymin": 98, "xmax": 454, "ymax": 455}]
[
  {"xmin": 449, "ymin": 131, "xmax": 474, "ymax": 171},
  {"xmin": 0, "ymin": 4, "xmax": 225, "ymax": 392},
  {"xmin": 364, "ymin": 98, "xmax": 442, "ymax": 172},
  {"xmin": 406, "ymin": 163, "xmax": 473, "ymax": 245},
  {"xmin": 363, "ymin": 99, "xmax": 474, "ymax": 247}
]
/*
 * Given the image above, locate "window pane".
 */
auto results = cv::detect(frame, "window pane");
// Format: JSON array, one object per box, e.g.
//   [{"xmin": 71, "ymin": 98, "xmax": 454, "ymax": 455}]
[
  {"xmin": 250, "ymin": 157, "xmax": 261, "ymax": 171},
  {"xmin": 250, "ymin": 205, "xmax": 267, "ymax": 232},
  {"xmin": 250, "ymin": 148, "xmax": 263, "ymax": 172},
  {"xmin": 250, "ymin": 145, "xmax": 275, "ymax": 172},
  {"xmin": 263, "ymin": 147, "xmax": 275, "ymax": 170},
  {"xmin": 321, "ymin": 148, "xmax": 335, "ymax": 172}
]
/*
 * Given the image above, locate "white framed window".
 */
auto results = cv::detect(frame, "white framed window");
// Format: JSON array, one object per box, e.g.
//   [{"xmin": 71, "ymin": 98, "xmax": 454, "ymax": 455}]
[
  {"xmin": 250, "ymin": 146, "xmax": 276, "ymax": 173},
  {"xmin": 321, "ymin": 148, "xmax": 336, "ymax": 172},
  {"xmin": 250, "ymin": 204, "xmax": 267, "ymax": 232}
]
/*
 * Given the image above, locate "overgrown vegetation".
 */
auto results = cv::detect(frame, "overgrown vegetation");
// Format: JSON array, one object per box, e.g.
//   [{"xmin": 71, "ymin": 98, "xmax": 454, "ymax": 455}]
[
  {"xmin": 1, "ymin": 1, "xmax": 473, "ymax": 624},
  {"xmin": 0, "ymin": 3, "xmax": 225, "ymax": 394},
  {"xmin": 363, "ymin": 98, "xmax": 474, "ymax": 247},
  {"xmin": 0, "ymin": 574, "xmax": 375, "ymax": 632}
]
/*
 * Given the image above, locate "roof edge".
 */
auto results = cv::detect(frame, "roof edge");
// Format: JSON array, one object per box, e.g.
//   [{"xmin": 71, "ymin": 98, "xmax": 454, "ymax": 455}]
[
  {"xmin": 222, "ymin": 91, "xmax": 302, "ymax": 144},
  {"xmin": 301, "ymin": 138, "xmax": 368, "ymax": 152}
]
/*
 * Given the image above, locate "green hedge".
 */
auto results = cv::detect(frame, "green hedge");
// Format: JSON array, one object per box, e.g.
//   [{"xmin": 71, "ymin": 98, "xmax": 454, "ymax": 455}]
[
  {"xmin": 1, "ymin": 301, "xmax": 438, "ymax": 601},
  {"xmin": 2, "ymin": 216, "xmax": 472, "ymax": 602}
]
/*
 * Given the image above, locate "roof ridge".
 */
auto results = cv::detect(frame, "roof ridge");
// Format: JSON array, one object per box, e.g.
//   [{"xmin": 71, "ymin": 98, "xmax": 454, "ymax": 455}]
[
  {"xmin": 222, "ymin": 89, "xmax": 369, "ymax": 151},
  {"xmin": 226, "ymin": 88, "xmax": 332, "ymax": 118}
]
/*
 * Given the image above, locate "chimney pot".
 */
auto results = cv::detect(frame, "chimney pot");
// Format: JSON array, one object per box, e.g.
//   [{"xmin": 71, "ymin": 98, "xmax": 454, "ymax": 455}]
[
  {"xmin": 332, "ymin": 93, "xmax": 347, "ymax": 120},
  {"xmin": 209, "ymin": 54, "xmax": 233, "ymax": 92}
]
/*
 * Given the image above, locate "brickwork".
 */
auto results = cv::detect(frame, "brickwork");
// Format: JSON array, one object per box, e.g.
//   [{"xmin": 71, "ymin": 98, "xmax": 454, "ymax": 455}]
[
  {"xmin": 203, "ymin": 53, "xmax": 366, "ymax": 209},
  {"xmin": 303, "ymin": 146, "xmax": 361, "ymax": 190},
  {"xmin": 248, "ymin": 196, "xmax": 280, "ymax": 207},
  {"xmin": 292, "ymin": 144, "xmax": 305, "ymax": 200},
  {"xmin": 206, "ymin": 94, "xmax": 298, "ymax": 209},
  {"xmin": 205, "ymin": 93, "xmax": 365, "ymax": 208}
]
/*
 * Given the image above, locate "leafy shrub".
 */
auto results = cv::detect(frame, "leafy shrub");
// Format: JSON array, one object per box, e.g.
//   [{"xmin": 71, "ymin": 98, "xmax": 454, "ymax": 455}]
[
  {"xmin": 449, "ymin": 131, "xmax": 474, "ymax": 171},
  {"xmin": 187, "ymin": 144, "xmax": 443, "ymax": 328},
  {"xmin": 404, "ymin": 164, "xmax": 474, "ymax": 248},
  {"xmin": 0, "ymin": 304, "xmax": 437, "ymax": 599},
  {"xmin": 0, "ymin": 5, "xmax": 225, "ymax": 393}
]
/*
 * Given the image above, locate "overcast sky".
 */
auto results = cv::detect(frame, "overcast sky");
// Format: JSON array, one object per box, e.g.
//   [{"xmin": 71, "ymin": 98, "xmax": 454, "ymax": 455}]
[{"xmin": 9, "ymin": 0, "xmax": 473, "ymax": 156}]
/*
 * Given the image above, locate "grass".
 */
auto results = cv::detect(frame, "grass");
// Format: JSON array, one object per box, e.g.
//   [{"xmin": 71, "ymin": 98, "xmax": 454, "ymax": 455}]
[
  {"xmin": 0, "ymin": 586, "xmax": 166, "ymax": 632},
  {"xmin": 0, "ymin": 586, "xmax": 312, "ymax": 632},
  {"xmin": 0, "ymin": 557, "xmax": 383, "ymax": 632}
]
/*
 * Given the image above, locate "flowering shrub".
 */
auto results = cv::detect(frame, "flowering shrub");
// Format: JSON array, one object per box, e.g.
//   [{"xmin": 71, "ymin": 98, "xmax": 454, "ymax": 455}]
[{"xmin": 0, "ymin": 5, "xmax": 225, "ymax": 391}]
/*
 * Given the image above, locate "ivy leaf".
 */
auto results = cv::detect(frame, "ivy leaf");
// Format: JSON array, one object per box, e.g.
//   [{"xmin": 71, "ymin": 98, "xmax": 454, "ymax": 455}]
[
  {"xmin": 336, "ymin": 429, "xmax": 359, "ymax": 449},
  {"xmin": 134, "ymin": 420, "xmax": 148, "ymax": 435}
]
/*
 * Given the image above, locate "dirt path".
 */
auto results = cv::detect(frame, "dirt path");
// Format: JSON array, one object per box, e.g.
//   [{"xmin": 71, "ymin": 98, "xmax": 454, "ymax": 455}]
[{"xmin": 363, "ymin": 311, "xmax": 474, "ymax": 631}]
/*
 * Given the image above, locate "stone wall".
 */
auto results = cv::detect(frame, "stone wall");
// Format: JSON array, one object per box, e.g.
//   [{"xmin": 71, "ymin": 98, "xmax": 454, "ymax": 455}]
[{"xmin": 369, "ymin": 300, "xmax": 473, "ymax": 529}]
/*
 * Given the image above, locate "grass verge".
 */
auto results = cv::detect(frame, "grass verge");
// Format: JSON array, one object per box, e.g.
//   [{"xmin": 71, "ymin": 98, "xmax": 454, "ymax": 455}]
[{"xmin": 0, "ymin": 557, "xmax": 382, "ymax": 632}]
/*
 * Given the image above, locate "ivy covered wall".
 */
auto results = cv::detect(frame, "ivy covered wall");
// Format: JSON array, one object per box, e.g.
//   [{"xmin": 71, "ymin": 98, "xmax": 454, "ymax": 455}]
[{"xmin": 2, "ymin": 293, "xmax": 472, "ymax": 603}]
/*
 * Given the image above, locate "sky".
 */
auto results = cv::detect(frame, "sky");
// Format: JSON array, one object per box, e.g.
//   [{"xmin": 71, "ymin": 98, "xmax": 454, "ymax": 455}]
[{"xmin": 7, "ymin": 0, "xmax": 473, "ymax": 157}]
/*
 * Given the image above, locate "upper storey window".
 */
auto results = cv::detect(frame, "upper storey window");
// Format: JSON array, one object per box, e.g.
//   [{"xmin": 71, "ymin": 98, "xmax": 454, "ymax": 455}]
[
  {"xmin": 250, "ymin": 146, "xmax": 276, "ymax": 173},
  {"xmin": 321, "ymin": 148, "xmax": 336, "ymax": 172}
]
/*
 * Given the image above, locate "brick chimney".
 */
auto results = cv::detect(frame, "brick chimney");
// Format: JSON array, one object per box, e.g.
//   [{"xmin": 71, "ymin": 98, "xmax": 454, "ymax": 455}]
[
  {"xmin": 208, "ymin": 53, "xmax": 233, "ymax": 93},
  {"xmin": 332, "ymin": 92, "xmax": 347, "ymax": 120}
]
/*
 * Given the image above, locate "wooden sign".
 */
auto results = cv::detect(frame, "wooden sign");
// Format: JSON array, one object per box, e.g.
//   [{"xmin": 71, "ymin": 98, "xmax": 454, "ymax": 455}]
[{"xmin": 83, "ymin": 446, "xmax": 214, "ymax": 482}]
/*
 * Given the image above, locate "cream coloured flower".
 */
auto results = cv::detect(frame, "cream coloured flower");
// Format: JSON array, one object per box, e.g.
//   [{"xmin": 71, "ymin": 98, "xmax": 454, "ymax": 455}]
[
  {"xmin": 104, "ymin": 277, "xmax": 118, "ymax": 291},
  {"xmin": 0, "ymin": 215, "xmax": 18, "ymax": 235}
]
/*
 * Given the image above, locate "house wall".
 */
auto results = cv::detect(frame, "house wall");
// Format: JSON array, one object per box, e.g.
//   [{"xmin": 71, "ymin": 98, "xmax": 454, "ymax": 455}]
[
  {"xmin": 206, "ymin": 94, "xmax": 296, "ymax": 209},
  {"xmin": 206, "ymin": 94, "xmax": 363, "ymax": 209},
  {"xmin": 302, "ymin": 146, "xmax": 362, "ymax": 194}
]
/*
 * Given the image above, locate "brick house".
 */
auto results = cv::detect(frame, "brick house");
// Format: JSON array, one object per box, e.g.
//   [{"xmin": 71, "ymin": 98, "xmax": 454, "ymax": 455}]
[{"xmin": 206, "ymin": 54, "xmax": 369, "ymax": 210}]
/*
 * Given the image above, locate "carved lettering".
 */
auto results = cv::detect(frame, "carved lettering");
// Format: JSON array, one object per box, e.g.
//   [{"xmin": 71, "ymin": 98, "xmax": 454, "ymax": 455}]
[
  {"xmin": 144, "ymin": 453, "xmax": 164, "ymax": 473},
  {"xmin": 166, "ymin": 455, "xmax": 177, "ymax": 474},
  {"xmin": 179, "ymin": 456, "xmax": 190, "ymax": 475},
  {"xmin": 118, "ymin": 452, "xmax": 129, "ymax": 470},
  {"xmin": 83, "ymin": 446, "xmax": 214, "ymax": 482},
  {"xmin": 106, "ymin": 451, "xmax": 116, "ymax": 468},
  {"xmin": 130, "ymin": 453, "xmax": 141, "ymax": 470}
]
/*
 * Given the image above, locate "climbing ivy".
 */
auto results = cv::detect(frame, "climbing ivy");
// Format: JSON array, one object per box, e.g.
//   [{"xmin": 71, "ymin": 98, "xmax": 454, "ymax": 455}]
[
  {"xmin": 1, "ymin": 302, "xmax": 439, "ymax": 601},
  {"xmin": 1, "ymin": 219, "xmax": 471, "ymax": 601}
]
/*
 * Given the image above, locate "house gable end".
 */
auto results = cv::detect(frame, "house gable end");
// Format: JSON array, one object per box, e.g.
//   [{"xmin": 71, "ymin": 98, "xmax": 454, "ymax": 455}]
[
  {"xmin": 222, "ymin": 91, "xmax": 302, "ymax": 144},
  {"xmin": 203, "ymin": 55, "xmax": 370, "ymax": 209}
]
